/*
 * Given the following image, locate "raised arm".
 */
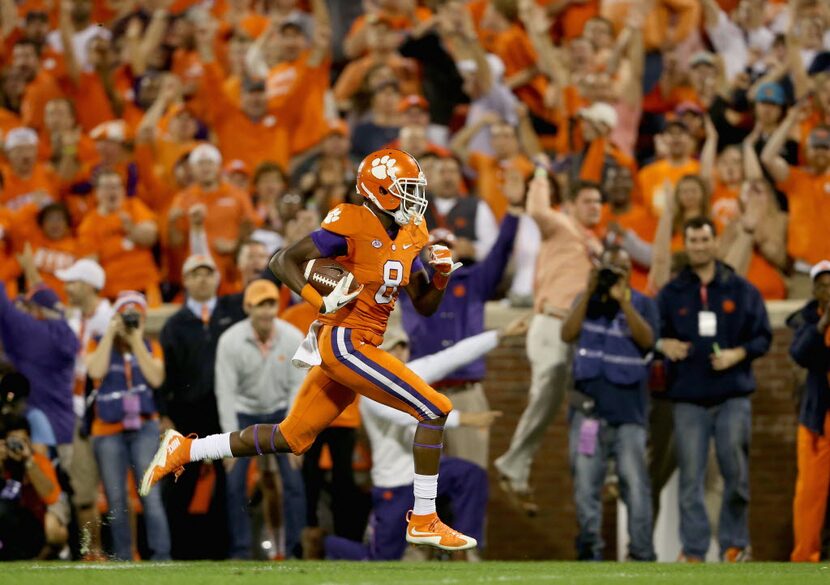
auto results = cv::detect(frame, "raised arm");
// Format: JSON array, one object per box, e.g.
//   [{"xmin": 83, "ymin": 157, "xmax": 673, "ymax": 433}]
[
  {"xmin": 525, "ymin": 170, "xmax": 562, "ymax": 238},
  {"xmin": 449, "ymin": 111, "xmax": 501, "ymax": 165},
  {"xmin": 58, "ymin": 0, "xmax": 79, "ymax": 85},
  {"xmin": 700, "ymin": 115, "xmax": 718, "ymax": 192},
  {"xmin": 647, "ymin": 183, "xmax": 676, "ymax": 292},
  {"xmin": 760, "ymin": 107, "xmax": 798, "ymax": 184}
]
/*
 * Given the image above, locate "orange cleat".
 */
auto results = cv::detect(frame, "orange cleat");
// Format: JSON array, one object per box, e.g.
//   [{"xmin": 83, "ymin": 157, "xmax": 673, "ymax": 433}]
[
  {"xmin": 139, "ymin": 430, "xmax": 194, "ymax": 496},
  {"xmin": 405, "ymin": 511, "xmax": 477, "ymax": 551}
]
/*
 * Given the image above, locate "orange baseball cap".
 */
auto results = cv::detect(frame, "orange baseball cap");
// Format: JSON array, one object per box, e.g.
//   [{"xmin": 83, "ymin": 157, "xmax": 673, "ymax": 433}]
[
  {"xmin": 326, "ymin": 118, "xmax": 350, "ymax": 137},
  {"xmin": 243, "ymin": 279, "xmax": 280, "ymax": 306}
]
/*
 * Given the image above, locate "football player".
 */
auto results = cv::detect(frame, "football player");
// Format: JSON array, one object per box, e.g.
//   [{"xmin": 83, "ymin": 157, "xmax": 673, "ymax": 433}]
[{"xmin": 141, "ymin": 149, "xmax": 479, "ymax": 551}]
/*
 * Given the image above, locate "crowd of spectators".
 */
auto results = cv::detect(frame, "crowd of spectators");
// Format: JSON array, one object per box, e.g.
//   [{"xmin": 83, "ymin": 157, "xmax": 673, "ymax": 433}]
[{"xmin": 0, "ymin": 0, "xmax": 828, "ymax": 564}]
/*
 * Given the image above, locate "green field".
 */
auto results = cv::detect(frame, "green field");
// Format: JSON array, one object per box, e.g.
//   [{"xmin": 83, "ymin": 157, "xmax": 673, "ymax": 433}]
[{"xmin": 4, "ymin": 561, "xmax": 830, "ymax": 585}]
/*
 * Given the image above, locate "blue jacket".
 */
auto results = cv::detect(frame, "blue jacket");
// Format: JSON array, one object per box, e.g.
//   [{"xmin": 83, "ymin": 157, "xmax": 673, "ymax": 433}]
[
  {"xmin": 400, "ymin": 214, "xmax": 519, "ymax": 382},
  {"xmin": 656, "ymin": 262, "xmax": 771, "ymax": 405},
  {"xmin": 573, "ymin": 290, "xmax": 658, "ymax": 426},
  {"xmin": 0, "ymin": 283, "xmax": 79, "ymax": 444},
  {"xmin": 94, "ymin": 340, "xmax": 158, "ymax": 425},
  {"xmin": 788, "ymin": 300, "xmax": 830, "ymax": 435}
]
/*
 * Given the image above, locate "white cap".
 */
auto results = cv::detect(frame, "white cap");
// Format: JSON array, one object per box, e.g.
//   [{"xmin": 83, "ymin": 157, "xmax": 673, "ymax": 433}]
[
  {"xmin": 579, "ymin": 102, "xmax": 618, "ymax": 130},
  {"xmin": 5, "ymin": 127, "xmax": 38, "ymax": 150},
  {"xmin": 182, "ymin": 253, "xmax": 218, "ymax": 277},
  {"xmin": 810, "ymin": 260, "xmax": 830, "ymax": 281},
  {"xmin": 456, "ymin": 53, "xmax": 505, "ymax": 80},
  {"xmin": 55, "ymin": 259, "xmax": 106, "ymax": 290},
  {"xmin": 189, "ymin": 143, "xmax": 222, "ymax": 166},
  {"xmin": 90, "ymin": 120, "xmax": 127, "ymax": 143}
]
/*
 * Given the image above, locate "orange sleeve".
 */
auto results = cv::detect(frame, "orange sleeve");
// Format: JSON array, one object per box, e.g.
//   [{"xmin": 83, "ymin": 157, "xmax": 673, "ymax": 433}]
[
  {"xmin": 32, "ymin": 452, "xmax": 61, "ymax": 506},
  {"xmin": 191, "ymin": 62, "xmax": 233, "ymax": 127},
  {"xmin": 129, "ymin": 198, "xmax": 158, "ymax": 224},
  {"xmin": 150, "ymin": 339, "xmax": 164, "ymax": 360},
  {"xmin": 332, "ymin": 59, "xmax": 370, "ymax": 102},
  {"xmin": 579, "ymin": 137, "xmax": 607, "ymax": 182},
  {"xmin": 237, "ymin": 190, "xmax": 260, "ymax": 226},
  {"xmin": 663, "ymin": 0, "xmax": 700, "ymax": 45},
  {"xmin": 467, "ymin": 151, "xmax": 485, "ymax": 172}
]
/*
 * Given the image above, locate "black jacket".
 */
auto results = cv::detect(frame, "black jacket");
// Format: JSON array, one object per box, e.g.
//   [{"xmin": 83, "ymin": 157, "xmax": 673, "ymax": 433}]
[
  {"xmin": 158, "ymin": 300, "xmax": 237, "ymax": 412},
  {"xmin": 788, "ymin": 300, "xmax": 830, "ymax": 435},
  {"xmin": 657, "ymin": 262, "xmax": 772, "ymax": 405}
]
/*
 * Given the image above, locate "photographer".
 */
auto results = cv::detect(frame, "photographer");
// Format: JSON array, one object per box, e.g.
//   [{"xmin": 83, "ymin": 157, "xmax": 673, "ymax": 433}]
[
  {"xmin": 561, "ymin": 247, "xmax": 658, "ymax": 562},
  {"xmin": 85, "ymin": 291, "xmax": 170, "ymax": 561},
  {"xmin": 0, "ymin": 416, "xmax": 66, "ymax": 560}
]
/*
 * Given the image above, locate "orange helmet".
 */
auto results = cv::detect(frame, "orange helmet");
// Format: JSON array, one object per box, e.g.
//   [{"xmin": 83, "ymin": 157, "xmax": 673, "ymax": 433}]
[{"xmin": 356, "ymin": 149, "xmax": 428, "ymax": 225}]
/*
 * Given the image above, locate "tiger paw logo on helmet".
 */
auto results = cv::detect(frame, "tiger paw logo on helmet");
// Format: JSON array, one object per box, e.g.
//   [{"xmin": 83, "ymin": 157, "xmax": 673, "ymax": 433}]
[{"xmin": 370, "ymin": 155, "xmax": 398, "ymax": 181}]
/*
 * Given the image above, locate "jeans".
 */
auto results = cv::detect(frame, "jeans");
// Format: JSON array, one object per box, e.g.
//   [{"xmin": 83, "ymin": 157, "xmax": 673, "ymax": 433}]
[
  {"xmin": 226, "ymin": 410, "xmax": 306, "ymax": 559},
  {"xmin": 92, "ymin": 419, "xmax": 171, "ymax": 560},
  {"xmin": 569, "ymin": 411, "xmax": 655, "ymax": 561},
  {"xmin": 673, "ymin": 397, "xmax": 751, "ymax": 558}
]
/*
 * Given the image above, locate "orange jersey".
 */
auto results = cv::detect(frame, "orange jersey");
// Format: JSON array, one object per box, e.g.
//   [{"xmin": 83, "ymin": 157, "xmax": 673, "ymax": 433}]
[
  {"xmin": 776, "ymin": 167, "xmax": 830, "ymax": 265},
  {"xmin": 0, "ymin": 163, "xmax": 59, "ymax": 211},
  {"xmin": 77, "ymin": 199, "xmax": 160, "ymax": 300},
  {"xmin": 22, "ymin": 229, "xmax": 80, "ymax": 303},
  {"xmin": 20, "ymin": 69, "xmax": 64, "ymax": 132},
  {"xmin": 467, "ymin": 152, "xmax": 534, "ymax": 221},
  {"xmin": 711, "ymin": 182, "xmax": 741, "ymax": 230},
  {"xmin": 315, "ymin": 204, "xmax": 428, "ymax": 337},
  {"xmin": 636, "ymin": 158, "xmax": 701, "ymax": 217}
]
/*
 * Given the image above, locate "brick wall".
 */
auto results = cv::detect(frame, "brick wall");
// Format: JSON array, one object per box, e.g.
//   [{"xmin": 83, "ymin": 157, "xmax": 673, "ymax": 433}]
[{"xmin": 479, "ymin": 305, "xmax": 803, "ymax": 561}]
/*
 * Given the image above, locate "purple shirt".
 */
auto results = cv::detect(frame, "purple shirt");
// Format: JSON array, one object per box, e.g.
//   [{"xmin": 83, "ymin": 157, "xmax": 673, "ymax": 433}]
[
  {"xmin": 400, "ymin": 214, "xmax": 519, "ymax": 382},
  {"xmin": 0, "ymin": 284, "xmax": 80, "ymax": 444}
]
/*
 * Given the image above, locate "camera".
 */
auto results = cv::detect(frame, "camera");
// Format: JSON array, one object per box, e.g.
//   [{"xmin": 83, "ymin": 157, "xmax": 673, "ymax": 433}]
[
  {"xmin": 595, "ymin": 267, "xmax": 623, "ymax": 296},
  {"xmin": 6, "ymin": 436, "xmax": 25, "ymax": 456},
  {"xmin": 121, "ymin": 312, "xmax": 140, "ymax": 330}
]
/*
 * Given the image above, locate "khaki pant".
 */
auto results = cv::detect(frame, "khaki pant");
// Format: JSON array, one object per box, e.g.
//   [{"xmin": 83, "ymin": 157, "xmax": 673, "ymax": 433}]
[
  {"xmin": 441, "ymin": 382, "xmax": 490, "ymax": 469},
  {"xmin": 494, "ymin": 314, "xmax": 572, "ymax": 490},
  {"xmin": 69, "ymin": 426, "xmax": 99, "ymax": 507}
]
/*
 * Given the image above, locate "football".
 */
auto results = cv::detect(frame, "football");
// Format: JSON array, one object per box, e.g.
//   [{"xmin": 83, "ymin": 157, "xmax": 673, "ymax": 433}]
[{"xmin": 302, "ymin": 258, "xmax": 361, "ymax": 296}]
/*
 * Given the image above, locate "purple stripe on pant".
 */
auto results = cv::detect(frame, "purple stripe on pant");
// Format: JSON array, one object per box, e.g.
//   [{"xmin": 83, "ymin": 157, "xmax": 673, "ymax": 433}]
[
  {"xmin": 323, "ymin": 457, "xmax": 488, "ymax": 560},
  {"xmin": 330, "ymin": 326, "xmax": 445, "ymax": 419}
]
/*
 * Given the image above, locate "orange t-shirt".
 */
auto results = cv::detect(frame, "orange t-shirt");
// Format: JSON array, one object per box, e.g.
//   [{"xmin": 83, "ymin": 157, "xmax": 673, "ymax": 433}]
[
  {"xmin": 60, "ymin": 71, "xmax": 117, "ymax": 132},
  {"xmin": 265, "ymin": 52, "xmax": 331, "ymax": 156},
  {"xmin": 776, "ymin": 167, "xmax": 830, "ymax": 265},
  {"xmin": 746, "ymin": 252, "xmax": 786, "ymax": 300},
  {"xmin": 542, "ymin": 0, "xmax": 599, "ymax": 41},
  {"xmin": 601, "ymin": 0, "xmax": 700, "ymax": 51},
  {"xmin": 20, "ymin": 228, "xmax": 80, "ymax": 303},
  {"xmin": 467, "ymin": 152, "xmax": 534, "ymax": 220},
  {"xmin": 345, "ymin": 7, "xmax": 433, "ymax": 54},
  {"xmin": 20, "ymin": 69, "xmax": 64, "ymax": 131},
  {"xmin": 169, "ymin": 181, "xmax": 259, "ymax": 291},
  {"xmin": 489, "ymin": 25, "xmax": 553, "ymax": 124},
  {"xmin": 598, "ymin": 203, "xmax": 657, "ymax": 293},
  {"xmin": 280, "ymin": 299, "xmax": 361, "ymax": 429},
  {"xmin": 711, "ymin": 181, "xmax": 741, "ymax": 230},
  {"xmin": 0, "ymin": 162, "xmax": 60, "ymax": 211},
  {"xmin": 88, "ymin": 338, "xmax": 164, "ymax": 437},
  {"xmin": 636, "ymin": 158, "xmax": 701, "ymax": 217},
  {"xmin": 317, "ymin": 204, "xmax": 428, "ymax": 336},
  {"xmin": 77, "ymin": 200, "xmax": 161, "ymax": 300},
  {"xmin": 0, "ymin": 108, "xmax": 21, "ymax": 141},
  {"xmin": 333, "ymin": 53, "xmax": 420, "ymax": 104},
  {"xmin": 193, "ymin": 62, "xmax": 292, "ymax": 170}
]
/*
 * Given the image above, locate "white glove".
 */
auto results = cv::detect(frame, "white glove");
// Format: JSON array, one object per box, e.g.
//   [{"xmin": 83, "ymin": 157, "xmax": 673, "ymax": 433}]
[
  {"xmin": 320, "ymin": 273, "xmax": 363, "ymax": 314},
  {"xmin": 428, "ymin": 244, "xmax": 462, "ymax": 276}
]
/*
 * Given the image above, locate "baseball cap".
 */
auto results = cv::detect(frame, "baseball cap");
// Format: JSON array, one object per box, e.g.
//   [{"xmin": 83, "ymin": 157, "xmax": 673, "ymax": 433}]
[
  {"xmin": 225, "ymin": 159, "xmax": 250, "ymax": 176},
  {"xmin": 182, "ymin": 253, "xmax": 218, "ymax": 276},
  {"xmin": 5, "ymin": 127, "xmax": 38, "ymax": 150},
  {"xmin": 810, "ymin": 260, "xmax": 830, "ymax": 281},
  {"xmin": 380, "ymin": 328, "xmax": 409, "ymax": 351},
  {"xmin": 56, "ymin": 259, "xmax": 106, "ymax": 290},
  {"xmin": 808, "ymin": 126, "xmax": 830, "ymax": 149},
  {"xmin": 755, "ymin": 82, "xmax": 785, "ymax": 106},
  {"xmin": 243, "ymin": 279, "xmax": 279, "ymax": 306},
  {"xmin": 90, "ymin": 120, "xmax": 127, "ymax": 143},
  {"xmin": 398, "ymin": 94, "xmax": 429, "ymax": 113},
  {"xmin": 24, "ymin": 285, "xmax": 62, "ymax": 313},
  {"xmin": 579, "ymin": 102, "xmax": 618, "ymax": 129},
  {"xmin": 189, "ymin": 143, "xmax": 222, "ymax": 166},
  {"xmin": 113, "ymin": 290, "xmax": 148, "ymax": 314},
  {"xmin": 278, "ymin": 14, "xmax": 306, "ymax": 35},
  {"xmin": 663, "ymin": 118, "xmax": 689, "ymax": 133},
  {"xmin": 428, "ymin": 227, "xmax": 456, "ymax": 248},
  {"xmin": 457, "ymin": 54, "xmax": 505, "ymax": 80},
  {"xmin": 690, "ymin": 51, "xmax": 716, "ymax": 68}
]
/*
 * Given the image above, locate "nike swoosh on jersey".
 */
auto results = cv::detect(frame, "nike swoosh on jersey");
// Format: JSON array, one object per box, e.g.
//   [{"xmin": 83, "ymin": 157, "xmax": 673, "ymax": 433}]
[{"xmin": 403, "ymin": 244, "xmax": 413, "ymax": 250}]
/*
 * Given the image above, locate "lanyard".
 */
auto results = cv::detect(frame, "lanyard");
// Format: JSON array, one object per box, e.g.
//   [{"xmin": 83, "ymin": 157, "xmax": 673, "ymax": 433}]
[
  {"xmin": 123, "ymin": 354, "xmax": 133, "ymax": 389},
  {"xmin": 700, "ymin": 285, "xmax": 709, "ymax": 310}
]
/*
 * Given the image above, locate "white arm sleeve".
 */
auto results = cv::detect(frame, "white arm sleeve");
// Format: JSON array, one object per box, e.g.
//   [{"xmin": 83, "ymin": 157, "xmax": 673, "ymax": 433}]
[
  {"xmin": 408, "ymin": 330, "xmax": 500, "ymax": 384},
  {"xmin": 474, "ymin": 201, "xmax": 499, "ymax": 261}
]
